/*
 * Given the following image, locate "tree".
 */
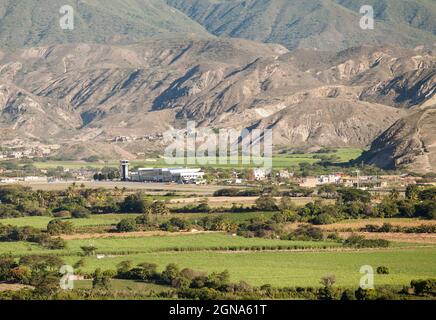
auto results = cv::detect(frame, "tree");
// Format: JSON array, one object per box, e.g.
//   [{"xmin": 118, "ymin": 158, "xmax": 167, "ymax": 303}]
[
  {"xmin": 410, "ymin": 279, "xmax": 436, "ymax": 295},
  {"xmin": 116, "ymin": 260, "xmax": 133, "ymax": 277},
  {"xmin": 80, "ymin": 245, "xmax": 96, "ymax": 256},
  {"xmin": 311, "ymin": 213, "xmax": 336, "ymax": 225},
  {"xmin": 355, "ymin": 287, "xmax": 377, "ymax": 300},
  {"xmin": 120, "ymin": 193, "xmax": 151, "ymax": 213},
  {"xmin": 416, "ymin": 201, "xmax": 436, "ymax": 220},
  {"xmin": 92, "ymin": 268, "xmax": 111, "ymax": 290},
  {"xmin": 320, "ymin": 275, "xmax": 336, "ymax": 287},
  {"xmin": 74, "ymin": 259, "xmax": 86, "ymax": 269},
  {"xmin": 418, "ymin": 188, "xmax": 436, "ymax": 201},
  {"xmin": 341, "ymin": 289, "xmax": 356, "ymax": 300},
  {"xmin": 405, "ymin": 185, "xmax": 420, "ymax": 201},
  {"xmin": 151, "ymin": 201, "xmax": 170, "ymax": 216},
  {"xmin": 397, "ymin": 200, "xmax": 416, "ymax": 218},
  {"xmin": 318, "ymin": 275, "xmax": 336, "ymax": 300},
  {"xmin": 272, "ymin": 210, "xmax": 298, "ymax": 223},
  {"xmin": 0, "ymin": 255, "xmax": 17, "ymax": 281},
  {"xmin": 135, "ymin": 214, "xmax": 149, "ymax": 226},
  {"xmin": 290, "ymin": 224, "xmax": 323, "ymax": 241},
  {"xmin": 71, "ymin": 206, "xmax": 91, "ymax": 219},
  {"xmin": 376, "ymin": 199, "xmax": 400, "ymax": 218},
  {"xmin": 46, "ymin": 219, "xmax": 74, "ymax": 235},
  {"xmin": 318, "ymin": 184, "xmax": 337, "ymax": 199},
  {"xmin": 338, "ymin": 188, "xmax": 371, "ymax": 203},
  {"xmin": 116, "ymin": 219, "xmax": 137, "ymax": 232},
  {"xmin": 377, "ymin": 266, "xmax": 389, "ymax": 275},
  {"xmin": 205, "ymin": 270, "xmax": 230, "ymax": 289},
  {"xmin": 136, "ymin": 262, "xmax": 158, "ymax": 280},
  {"xmin": 255, "ymin": 195, "xmax": 278, "ymax": 211},
  {"xmin": 278, "ymin": 196, "xmax": 296, "ymax": 211},
  {"xmin": 161, "ymin": 263, "xmax": 180, "ymax": 284}
]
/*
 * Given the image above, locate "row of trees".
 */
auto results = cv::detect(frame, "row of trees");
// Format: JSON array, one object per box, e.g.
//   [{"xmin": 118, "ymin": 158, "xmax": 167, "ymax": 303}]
[
  {"xmin": 0, "ymin": 223, "xmax": 66, "ymax": 249},
  {"xmin": 0, "ymin": 254, "xmax": 64, "ymax": 296},
  {"xmin": 0, "ymin": 185, "xmax": 174, "ymax": 220}
]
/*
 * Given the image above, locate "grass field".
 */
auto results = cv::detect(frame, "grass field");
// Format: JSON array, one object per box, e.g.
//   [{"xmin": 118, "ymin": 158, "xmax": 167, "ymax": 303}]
[
  {"xmin": 16, "ymin": 148, "xmax": 363, "ymax": 170},
  {"xmin": 3, "ymin": 234, "xmax": 433, "ymax": 288},
  {"xmin": 0, "ymin": 231, "xmax": 434, "ymax": 288},
  {"xmin": 1, "ymin": 212, "xmax": 435, "ymax": 290},
  {"xmin": 0, "ymin": 233, "xmax": 342, "ymax": 257},
  {"xmin": 62, "ymin": 247, "xmax": 436, "ymax": 288}
]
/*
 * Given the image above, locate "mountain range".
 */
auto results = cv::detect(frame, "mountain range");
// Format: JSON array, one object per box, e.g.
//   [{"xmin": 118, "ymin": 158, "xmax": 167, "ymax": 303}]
[{"xmin": 0, "ymin": 0, "xmax": 435, "ymax": 172}]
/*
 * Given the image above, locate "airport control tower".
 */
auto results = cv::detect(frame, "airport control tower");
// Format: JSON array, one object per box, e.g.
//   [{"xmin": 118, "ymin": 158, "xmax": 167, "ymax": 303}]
[{"xmin": 120, "ymin": 160, "xmax": 130, "ymax": 181}]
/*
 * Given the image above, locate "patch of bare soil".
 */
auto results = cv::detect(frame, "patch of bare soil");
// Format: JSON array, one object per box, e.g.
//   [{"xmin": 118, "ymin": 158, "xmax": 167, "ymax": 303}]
[
  {"xmin": 0, "ymin": 283, "xmax": 33, "ymax": 292},
  {"xmin": 338, "ymin": 232, "xmax": 436, "ymax": 244},
  {"xmin": 284, "ymin": 220, "xmax": 436, "ymax": 232},
  {"xmin": 321, "ymin": 220, "xmax": 436, "ymax": 231}
]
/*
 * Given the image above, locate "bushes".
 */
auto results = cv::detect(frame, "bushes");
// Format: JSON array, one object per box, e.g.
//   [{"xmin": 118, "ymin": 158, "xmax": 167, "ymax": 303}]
[
  {"xmin": 418, "ymin": 188, "xmax": 436, "ymax": 201},
  {"xmin": 52, "ymin": 210, "xmax": 71, "ymax": 218},
  {"xmin": 343, "ymin": 235, "xmax": 390, "ymax": 248},
  {"xmin": 42, "ymin": 237, "xmax": 67, "ymax": 249},
  {"xmin": 415, "ymin": 201, "xmax": 436, "ymax": 220},
  {"xmin": 199, "ymin": 216, "xmax": 233, "ymax": 232},
  {"xmin": 377, "ymin": 266, "xmax": 390, "ymax": 275},
  {"xmin": 160, "ymin": 217, "xmax": 190, "ymax": 232},
  {"xmin": 92, "ymin": 268, "xmax": 111, "ymax": 290},
  {"xmin": 410, "ymin": 279, "xmax": 436, "ymax": 295},
  {"xmin": 0, "ymin": 223, "xmax": 64, "ymax": 249},
  {"xmin": 362, "ymin": 223, "xmax": 436, "ymax": 233},
  {"xmin": 71, "ymin": 206, "xmax": 91, "ymax": 219},
  {"xmin": 272, "ymin": 210, "xmax": 298, "ymax": 223},
  {"xmin": 47, "ymin": 219, "xmax": 74, "ymax": 235},
  {"xmin": 0, "ymin": 204, "xmax": 23, "ymax": 218},
  {"xmin": 80, "ymin": 245, "xmax": 97, "ymax": 256},
  {"xmin": 285, "ymin": 225, "xmax": 324, "ymax": 241},
  {"xmin": 338, "ymin": 188, "xmax": 372, "ymax": 204},
  {"xmin": 213, "ymin": 188, "xmax": 262, "ymax": 197},
  {"xmin": 311, "ymin": 213, "xmax": 336, "ymax": 225},
  {"xmin": 116, "ymin": 219, "xmax": 138, "ymax": 232},
  {"xmin": 120, "ymin": 193, "xmax": 151, "ymax": 213},
  {"xmin": 355, "ymin": 287, "xmax": 378, "ymax": 300},
  {"xmin": 161, "ymin": 263, "xmax": 180, "ymax": 284},
  {"xmin": 255, "ymin": 195, "xmax": 278, "ymax": 211}
]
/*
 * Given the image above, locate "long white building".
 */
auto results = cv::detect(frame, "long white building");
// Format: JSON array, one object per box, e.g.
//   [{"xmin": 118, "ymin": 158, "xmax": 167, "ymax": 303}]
[{"xmin": 130, "ymin": 167, "xmax": 205, "ymax": 184}]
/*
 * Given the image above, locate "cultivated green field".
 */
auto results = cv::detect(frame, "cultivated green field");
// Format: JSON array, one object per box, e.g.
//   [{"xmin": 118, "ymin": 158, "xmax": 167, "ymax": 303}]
[
  {"xmin": 17, "ymin": 148, "xmax": 363, "ymax": 170},
  {"xmin": 1, "ymin": 230, "xmax": 434, "ymax": 288},
  {"xmin": 0, "ymin": 233, "xmax": 341, "ymax": 257},
  {"xmin": 62, "ymin": 247, "xmax": 436, "ymax": 288}
]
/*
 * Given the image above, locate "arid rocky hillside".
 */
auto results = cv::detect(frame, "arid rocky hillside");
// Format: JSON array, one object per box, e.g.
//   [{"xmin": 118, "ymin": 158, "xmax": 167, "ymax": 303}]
[
  {"xmin": 0, "ymin": 40, "xmax": 434, "ymax": 170},
  {"xmin": 359, "ymin": 103, "xmax": 436, "ymax": 173}
]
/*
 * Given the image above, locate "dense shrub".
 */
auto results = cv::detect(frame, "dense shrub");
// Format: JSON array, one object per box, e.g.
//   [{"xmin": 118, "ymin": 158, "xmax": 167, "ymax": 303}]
[
  {"xmin": 286, "ymin": 225, "xmax": 324, "ymax": 241},
  {"xmin": 343, "ymin": 235, "xmax": 390, "ymax": 248},
  {"xmin": 254, "ymin": 195, "xmax": 278, "ymax": 211},
  {"xmin": 160, "ymin": 217, "xmax": 190, "ymax": 232},
  {"xmin": 415, "ymin": 201, "xmax": 436, "ymax": 220},
  {"xmin": 120, "ymin": 193, "xmax": 151, "ymax": 213},
  {"xmin": 52, "ymin": 210, "xmax": 71, "ymax": 218},
  {"xmin": 71, "ymin": 206, "xmax": 91, "ymax": 219},
  {"xmin": 410, "ymin": 279, "xmax": 436, "ymax": 295},
  {"xmin": 46, "ymin": 219, "xmax": 74, "ymax": 235},
  {"xmin": 377, "ymin": 266, "xmax": 390, "ymax": 275},
  {"xmin": 116, "ymin": 219, "xmax": 137, "ymax": 232}
]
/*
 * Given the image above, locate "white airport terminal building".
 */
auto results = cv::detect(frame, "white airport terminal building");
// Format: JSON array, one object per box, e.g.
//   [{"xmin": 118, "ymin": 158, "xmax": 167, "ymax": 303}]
[
  {"xmin": 120, "ymin": 160, "xmax": 205, "ymax": 184},
  {"xmin": 131, "ymin": 167, "xmax": 205, "ymax": 184}
]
